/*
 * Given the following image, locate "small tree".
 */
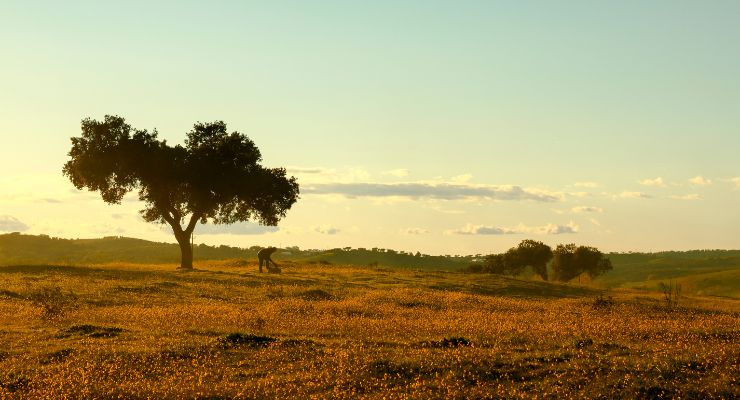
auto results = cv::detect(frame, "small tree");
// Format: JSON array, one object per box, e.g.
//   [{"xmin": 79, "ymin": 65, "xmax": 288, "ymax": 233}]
[
  {"xmin": 482, "ymin": 240, "xmax": 552, "ymax": 279},
  {"xmin": 483, "ymin": 253, "xmax": 507, "ymax": 275},
  {"xmin": 513, "ymin": 239, "xmax": 553, "ymax": 280},
  {"xmin": 551, "ymin": 244, "xmax": 612, "ymax": 282},
  {"xmin": 63, "ymin": 115, "xmax": 299, "ymax": 269},
  {"xmin": 658, "ymin": 281, "xmax": 682, "ymax": 308},
  {"xmin": 483, "ymin": 250, "xmax": 525, "ymax": 276}
]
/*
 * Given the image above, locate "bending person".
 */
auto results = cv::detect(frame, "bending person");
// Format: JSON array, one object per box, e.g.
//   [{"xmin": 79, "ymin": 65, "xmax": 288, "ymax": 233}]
[{"xmin": 257, "ymin": 247, "xmax": 278, "ymax": 273}]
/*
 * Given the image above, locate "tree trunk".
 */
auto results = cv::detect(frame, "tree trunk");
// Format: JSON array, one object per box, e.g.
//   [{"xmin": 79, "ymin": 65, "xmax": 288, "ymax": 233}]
[{"xmin": 176, "ymin": 231, "xmax": 193, "ymax": 270}]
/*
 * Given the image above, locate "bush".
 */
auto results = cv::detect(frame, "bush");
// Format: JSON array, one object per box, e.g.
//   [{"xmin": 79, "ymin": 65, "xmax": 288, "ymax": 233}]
[
  {"xmin": 219, "ymin": 333, "xmax": 277, "ymax": 348},
  {"xmin": 26, "ymin": 286, "xmax": 77, "ymax": 319},
  {"xmin": 464, "ymin": 263, "xmax": 484, "ymax": 273},
  {"xmin": 418, "ymin": 337, "xmax": 472, "ymax": 348},
  {"xmin": 592, "ymin": 293, "xmax": 615, "ymax": 309},
  {"xmin": 56, "ymin": 325, "xmax": 124, "ymax": 338},
  {"xmin": 0, "ymin": 372, "xmax": 30, "ymax": 393},
  {"xmin": 659, "ymin": 281, "xmax": 682, "ymax": 309},
  {"xmin": 300, "ymin": 289, "xmax": 336, "ymax": 301}
]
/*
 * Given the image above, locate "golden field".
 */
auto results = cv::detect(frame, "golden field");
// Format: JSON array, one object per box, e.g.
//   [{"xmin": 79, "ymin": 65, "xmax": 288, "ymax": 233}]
[{"xmin": 0, "ymin": 261, "xmax": 737, "ymax": 399}]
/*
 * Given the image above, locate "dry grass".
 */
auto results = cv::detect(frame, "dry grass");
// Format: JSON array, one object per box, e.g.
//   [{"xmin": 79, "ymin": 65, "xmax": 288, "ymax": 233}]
[{"xmin": 0, "ymin": 261, "xmax": 738, "ymax": 399}]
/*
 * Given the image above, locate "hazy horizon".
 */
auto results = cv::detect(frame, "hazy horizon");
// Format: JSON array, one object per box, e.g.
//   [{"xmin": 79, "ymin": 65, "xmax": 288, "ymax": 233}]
[{"xmin": 1, "ymin": 1, "xmax": 739, "ymax": 255}]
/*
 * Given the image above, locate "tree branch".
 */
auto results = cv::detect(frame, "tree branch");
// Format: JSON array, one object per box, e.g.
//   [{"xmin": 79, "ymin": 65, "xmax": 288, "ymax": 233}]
[
  {"xmin": 184, "ymin": 212, "xmax": 201, "ymax": 234},
  {"xmin": 160, "ymin": 210, "xmax": 182, "ymax": 234}
]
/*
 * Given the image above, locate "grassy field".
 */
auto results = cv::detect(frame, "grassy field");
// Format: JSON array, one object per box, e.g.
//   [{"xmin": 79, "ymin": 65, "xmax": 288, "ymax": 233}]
[
  {"xmin": 596, "ymin": 251, "xmax": 740, "ymax": 298},
  {"xmin": 0, "ymin": 261, "xmax": 738, "ymax": 399}
]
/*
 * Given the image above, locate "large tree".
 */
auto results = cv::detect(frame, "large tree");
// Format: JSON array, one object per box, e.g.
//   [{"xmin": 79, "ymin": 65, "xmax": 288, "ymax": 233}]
[{"xmin": 63, "ymin": 115, "xmax": 299, "ymax": 269}]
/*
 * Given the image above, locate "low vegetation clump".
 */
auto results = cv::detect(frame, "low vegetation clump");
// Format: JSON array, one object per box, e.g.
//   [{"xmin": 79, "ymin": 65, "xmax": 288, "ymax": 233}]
[
  {"xmin": 56, "ymin": 324, "xmax": 124, "ymax": 339},
  {"xmin": 418, "ymin": 336, "xmax": 472, "ymax": 348},
  {"xmin": 219, "ymin": 333, "xmax": 278, "ymax": 348},
  {"xmin": 0, "ymin": 261, "xmax": 737, "ymax": 399},
  {"xmin": 26, "ymin": 286, "xmax": 78, "ymax": 319},
  {"xmin": 299, "ymin": 288, "xmax": 337, "ymax": 301}
]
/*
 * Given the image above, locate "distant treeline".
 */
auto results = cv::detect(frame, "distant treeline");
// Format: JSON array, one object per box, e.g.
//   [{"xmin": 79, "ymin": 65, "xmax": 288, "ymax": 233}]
[
  {"xmin": 0, "ymin": 233, "xmax": 474, "ymax": 269},
  {"xmin": 599, "ymin": 250, "xmax": 740, "ymax": 285},
  {"xmin": 1, "ymin": 233, "xmax": 739, "ymax": 274}
]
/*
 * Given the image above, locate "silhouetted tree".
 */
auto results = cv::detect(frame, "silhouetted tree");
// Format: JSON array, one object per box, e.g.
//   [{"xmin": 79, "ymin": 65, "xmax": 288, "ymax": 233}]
[
  {"xmin": 551, "ymin": 244, "xmax": 612, "ymax": 282},
  {"xmin": 513, "ymin": 239, "xmax": 553, "ymax": 280},
  {"xmin": 483, "ymin": 248, "xmax": 525, "ymax": 276},
  {"xmin": 483, "ymin": 253, "xmax": 506, "ymax": 274},
  {"xmin": 482, "ymin": 240, "xmax": 552, "ymax": 279},
  {"xmin": 63, "ymin": 115, "xmax": 299, "ymax": 269}
]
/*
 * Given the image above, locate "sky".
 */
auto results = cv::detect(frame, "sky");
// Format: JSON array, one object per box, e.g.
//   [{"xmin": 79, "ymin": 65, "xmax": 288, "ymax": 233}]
[{"xmin": 0, "ymin": 1, "xmax": 739, "ymax": 255}]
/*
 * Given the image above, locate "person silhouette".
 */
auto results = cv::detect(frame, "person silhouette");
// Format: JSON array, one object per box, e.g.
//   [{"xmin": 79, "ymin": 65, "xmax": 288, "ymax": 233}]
[{"xmin": 257, "ymin": 247, "xmax": 279, "ymax": 273}]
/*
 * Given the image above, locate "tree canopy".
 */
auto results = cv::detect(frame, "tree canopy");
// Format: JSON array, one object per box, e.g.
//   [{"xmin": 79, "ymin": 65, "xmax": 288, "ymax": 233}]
[
  {"xmin": 550, "ymin": 244, "xmax": 613, "ymax": 282},
  {"xmin": 478, "ymin": 240, "xmax": 611, "ymax": 282},
  {"xmin": 482, "ymin": 240, "xmax": 553, "ymax": 280},
  {"xmin": 63, "ymin": 115, "xmax": 299, "ymax": 269}
]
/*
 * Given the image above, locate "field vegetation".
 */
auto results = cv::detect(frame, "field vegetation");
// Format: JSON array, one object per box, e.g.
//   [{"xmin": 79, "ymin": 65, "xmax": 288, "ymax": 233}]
[
  {"xmin": 2, "ymin": 234, "xmax": 739, "ymax": 301},
  {"xmin": 0, "ymin": 261, "xmax": 737, "ymax": 399}
]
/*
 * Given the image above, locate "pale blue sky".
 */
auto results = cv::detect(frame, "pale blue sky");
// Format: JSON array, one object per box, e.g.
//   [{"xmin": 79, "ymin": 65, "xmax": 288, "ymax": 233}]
[{"xmin": 1, "ymin": 1, "xmax": 738, "ymax": 254}]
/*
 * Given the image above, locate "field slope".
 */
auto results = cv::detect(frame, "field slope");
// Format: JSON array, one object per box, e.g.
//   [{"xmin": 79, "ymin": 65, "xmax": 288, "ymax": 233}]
[
  {"xmin": 597, "ymin": 251, "xmax": 740, "ymax": 298},
  {"xmin": 0, "ymin": 261, "xmax": 738, "ymax": 399}
]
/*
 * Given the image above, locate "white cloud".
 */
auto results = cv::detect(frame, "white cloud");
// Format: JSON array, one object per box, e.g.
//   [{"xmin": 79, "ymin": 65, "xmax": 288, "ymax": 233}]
[
  {"xmin": 286, "ymin": 166, "xmax": 370, "ymax": 184},
  {"xmin": 312, "ymin": 225, "xmax": 340, "ymax": 235},
  {"xmin": 450, "ymin": 174, "xmax": 473, "ymax": 183},
  {"xmin": 618, "ymin": 191, "xmax": 651, "ymax": 199},
  {"xmin": 571, "ymin": 206, "xmax": 603, "ymax": 213},
  {"xmin": 448, "ymin": 221, "xmax": 578, "ymax": 235},
  {"xmin": 669, "ymin": 194, "xmax": 702, "ymax": 201},
  {"xmin": 639, "ymin": 177, "xmax": 666, "ymax": 187},
  {"xmin": 401, "ymin": 227, "xmax": 429, "ymax": 235},
  {"xmin": 574, "ymin": 182, "xmax": 600, "ymax": 188},
  {"xmin": 287, "ymin": 167, "xmax": 333, "ymax": 175},
  {"xmin": 286, "ymin": 167, "xmax": 566, "ymax": 202},
  {"xmin": 730, "ymin": 177, "xmax": 740, "ymax": 188},
  {"xmin": 422, "ymin": 203, "xmax": 465, "ymax": 214},
  {"xmin": 567, "ymin": 192, "xmax": 591, "ymax": 198},
  {"xmin": 91, "ymin": 223, "xmax": 127, "ymax": 235},
  {"xmin": 303, "ymin": 182, "xmax": 563, "ymax": 202},
  {"xmin": 539, "ymin": 222, "xmax": 579, "ymax": 235},
  {"xmin": 589, "ymin": 218, "xmax": 601, "ymax": 226},
  {"xmin": 345, "ymin": 168, "xmax": 372, "ymax": 182},
  {"xmin": 195, "ymin": 222, "xmax": 279, "ymax": 235},
  {"xmin": 381, "ymin": 168, "xmax": 410, "ymax": 178},
  {"xmin": 449, "ymin": 224, "xmax": 518, "ymax": 235},
  {"xmin": 0, "ymin": 215, "xmax": 29, "ymax": 232},
  {"xmin": 688, "ymin": 176, "xmax": 711, "ymax": 186}
]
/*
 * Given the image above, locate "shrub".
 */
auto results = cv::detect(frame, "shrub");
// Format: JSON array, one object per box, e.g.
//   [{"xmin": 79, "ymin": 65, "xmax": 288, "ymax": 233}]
[
  {"xmin": 464, "ymin": 263, "xmax": 484, "ymax": 273},
  {"xmin": 56, "ymin": 325, "xmax": 124, "ymax": 338},
  {"xmin": 592, "ymin": 293, "xmax": 615, "ymax": 309},
  {"xmin": 40, "ymin": 348, "xmax": 74, "ymax": 364},
  {"xmin": 26, "ymin": 286, "xmax": 77, "ymax": 319},
  {"xmin": 219, "ymin": 333, "xmax": 277, "ymax": 348},
  {"xmin": 300, "ymin": 289, "xmax": 336, "ymax": 301},
  {"xmin": 659, "ymin": 281, "xmax": 682, "ymax": 309},
  {"xmin": 0, "ymin": 372, "xmax": 30, "ymax": 393},
  {"xmin": 419, "ymin": 337, "xmax": 472, "ymax": 348}
]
